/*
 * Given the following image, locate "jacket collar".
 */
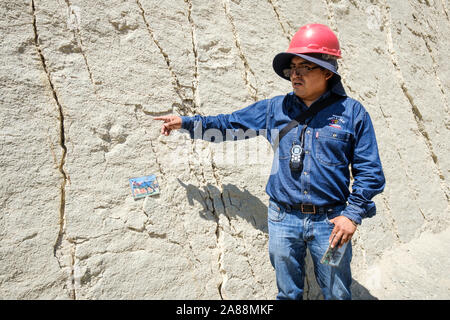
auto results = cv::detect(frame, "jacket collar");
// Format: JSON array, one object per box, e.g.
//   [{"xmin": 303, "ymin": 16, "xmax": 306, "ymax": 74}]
[{"xmin": 289, "ymin": 77, "xmax": 347, "ymax": 111}]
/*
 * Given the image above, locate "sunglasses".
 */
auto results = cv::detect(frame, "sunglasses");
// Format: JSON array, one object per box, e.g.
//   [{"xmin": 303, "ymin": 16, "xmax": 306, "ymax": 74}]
[{"xmin": 282, "ymin": 65, "xmax": 321, "ymax": 78}]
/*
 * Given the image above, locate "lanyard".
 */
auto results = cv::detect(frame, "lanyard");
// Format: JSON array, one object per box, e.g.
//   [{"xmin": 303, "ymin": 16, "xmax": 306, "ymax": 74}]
[
  {"xmin": 272, "ymin": 93, "xmax": 343, "ymax": 151},
  {"xmin": 296, "ymin": 123, "xmax": 308, "ymax": 149}
]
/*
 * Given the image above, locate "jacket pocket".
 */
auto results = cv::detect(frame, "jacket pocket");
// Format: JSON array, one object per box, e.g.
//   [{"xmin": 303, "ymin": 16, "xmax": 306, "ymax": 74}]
[
  {"xmin": 268, "ymin": 201, "xmax": 286, "ymax": 222},
  {"xmin": 316, "ymin": 127, "xmax": 352, "ymax": 166}
]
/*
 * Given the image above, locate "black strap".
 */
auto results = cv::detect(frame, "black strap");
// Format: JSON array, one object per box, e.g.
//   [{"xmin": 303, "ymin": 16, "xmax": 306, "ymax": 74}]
[{"xmin": 272, "ymin": 94, "xmax": 343, "ymax": 151}]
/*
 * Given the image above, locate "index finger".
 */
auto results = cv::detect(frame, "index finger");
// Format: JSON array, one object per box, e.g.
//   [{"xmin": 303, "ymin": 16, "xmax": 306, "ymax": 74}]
[
  {"xmin": 329, "ymin": 225, "xmax": 337, "ymax": 244},
  {"xmin": 331, "ymin": 232, "xmax": 344, "ymax": 248}
]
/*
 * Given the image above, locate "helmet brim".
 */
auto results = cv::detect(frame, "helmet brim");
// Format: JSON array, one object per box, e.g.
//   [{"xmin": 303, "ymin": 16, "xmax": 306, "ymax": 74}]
[{"xmin": 272, "ymin": 52, "xmax": 340, "ymax": 81}]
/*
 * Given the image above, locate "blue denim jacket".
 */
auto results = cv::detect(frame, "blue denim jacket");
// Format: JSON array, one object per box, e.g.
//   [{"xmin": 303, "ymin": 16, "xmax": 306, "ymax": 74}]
[{"xmin": 181, "ymin": 88, "xmax": 385, "ymax": 225}]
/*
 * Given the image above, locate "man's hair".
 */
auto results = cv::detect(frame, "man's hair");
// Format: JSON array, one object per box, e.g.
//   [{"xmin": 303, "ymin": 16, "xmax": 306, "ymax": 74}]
[{"xmin": 306, "ymin": 53, "xmax": 338, "ymax": 61}]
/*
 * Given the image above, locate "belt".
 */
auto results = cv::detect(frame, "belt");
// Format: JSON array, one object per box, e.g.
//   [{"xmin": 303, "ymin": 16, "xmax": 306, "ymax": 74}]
[{"xmin": 276, "ymin": 201, "xmax": 338, "ymax": 214}]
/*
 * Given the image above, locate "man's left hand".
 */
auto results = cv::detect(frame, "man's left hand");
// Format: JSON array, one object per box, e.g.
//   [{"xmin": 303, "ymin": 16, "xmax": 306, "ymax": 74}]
[{"xmin": 328, "ymin": 216, "xmax": 357, "ymax": 248}]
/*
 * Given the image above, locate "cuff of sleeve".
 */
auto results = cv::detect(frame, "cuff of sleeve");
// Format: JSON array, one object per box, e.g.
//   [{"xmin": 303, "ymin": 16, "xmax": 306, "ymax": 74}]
[
  {"xmin": 341, "ymin": 204, "xmax": 363, "ymax": 225},
  {"xmin": 180, "ymin": 116, "xmax": 193, "ymax": 130}
]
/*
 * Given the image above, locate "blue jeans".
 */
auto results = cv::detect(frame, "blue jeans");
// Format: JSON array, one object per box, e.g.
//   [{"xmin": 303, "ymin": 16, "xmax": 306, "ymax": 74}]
[{"xmin": 268, "ymin": 200, "xmax": 352, "ymax": 300}]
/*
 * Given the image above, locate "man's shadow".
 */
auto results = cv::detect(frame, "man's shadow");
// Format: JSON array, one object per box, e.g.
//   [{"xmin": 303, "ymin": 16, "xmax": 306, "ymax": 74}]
[
  {"xmin": 178, "ymin": 179, "xmax": 378, "ymax": 300},
  {"xmin": 178, "ymin": 180, "xmax": 269, "ymax": 233}
]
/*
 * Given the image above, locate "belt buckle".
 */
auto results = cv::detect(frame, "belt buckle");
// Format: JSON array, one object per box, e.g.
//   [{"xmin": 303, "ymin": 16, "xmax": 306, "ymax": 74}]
[{"xmin": 301, "ymin": 204, "xmax": 316, "ymax": 214}]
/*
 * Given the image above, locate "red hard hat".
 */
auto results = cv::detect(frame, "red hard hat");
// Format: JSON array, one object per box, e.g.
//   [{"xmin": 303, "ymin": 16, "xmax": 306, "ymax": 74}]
[
  {"xmin": 273, "ymin": 23, "xmax": 342, "ymax": 81},
  {"xmin": 287, "ymin": 23, "xmax": 341, "ymax": 58}
]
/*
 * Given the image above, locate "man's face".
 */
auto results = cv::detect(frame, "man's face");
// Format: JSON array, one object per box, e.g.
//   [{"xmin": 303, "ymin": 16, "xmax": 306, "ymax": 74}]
[{"xmin": 288, "ymin": 56, "xmax": 332, "ymax": 103}]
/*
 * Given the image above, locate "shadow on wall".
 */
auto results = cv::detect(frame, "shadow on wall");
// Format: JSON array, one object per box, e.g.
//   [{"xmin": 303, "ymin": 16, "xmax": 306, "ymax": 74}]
[
  {"xmin": 178, "ymin": 180, "xmax": 378, "ymax": 300},
  {"xmin": 178, "ymin": 180, "xmax": 268, "ymax": 233}
]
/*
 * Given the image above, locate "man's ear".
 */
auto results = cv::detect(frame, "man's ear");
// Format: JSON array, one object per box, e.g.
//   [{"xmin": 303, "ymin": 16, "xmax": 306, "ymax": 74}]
[{"xmin": 324, "ymin": 70, "xmax": 333, "ymax": 81}]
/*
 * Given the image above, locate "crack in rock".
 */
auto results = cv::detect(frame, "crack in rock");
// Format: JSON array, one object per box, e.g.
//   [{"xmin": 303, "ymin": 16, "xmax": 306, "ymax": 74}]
[
  {"xmin": 267, "ymin": 0, "xmax": 293, "ymax": 41},
  {"xmin": 184, "ymin": 0, "xmax": 200, "ymax": 110},
  {"xmin": 223, "ymin": 0, "xmax": 259, "ymax": 102},
  {"xmin": 136, "ymin": 0, "xmax": 195, "ymax": 116},
  {"xmin": 31, "ymin": 0, "xmax": 73, "ymax": 299},
  {"xmin": 381, "ymin": 0, "xmax": 449, "ymax": 202}
]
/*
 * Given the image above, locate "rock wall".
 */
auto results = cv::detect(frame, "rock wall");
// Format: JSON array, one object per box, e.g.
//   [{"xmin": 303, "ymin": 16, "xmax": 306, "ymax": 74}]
[{"xmin": 0, "ymin": 0, "xmax": 448, "ymax": 299}]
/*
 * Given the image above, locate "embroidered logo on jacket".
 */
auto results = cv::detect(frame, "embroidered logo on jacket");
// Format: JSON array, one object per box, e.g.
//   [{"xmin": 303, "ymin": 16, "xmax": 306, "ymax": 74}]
[{"xmin": 327, "ymin": 115, "xmax": 345, "ymax": 129}]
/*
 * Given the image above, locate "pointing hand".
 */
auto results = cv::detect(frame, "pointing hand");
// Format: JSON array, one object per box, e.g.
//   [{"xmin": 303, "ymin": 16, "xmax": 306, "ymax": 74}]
[{"xmin": 153, "ymin": 115, "xmax": 182, "ymax": 136}]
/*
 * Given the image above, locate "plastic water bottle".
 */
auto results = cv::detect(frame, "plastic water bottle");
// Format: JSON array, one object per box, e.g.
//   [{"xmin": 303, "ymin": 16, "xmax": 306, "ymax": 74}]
[{"xmin": 320, "ymin": 240, "xmax": 349, "ymax": 267}]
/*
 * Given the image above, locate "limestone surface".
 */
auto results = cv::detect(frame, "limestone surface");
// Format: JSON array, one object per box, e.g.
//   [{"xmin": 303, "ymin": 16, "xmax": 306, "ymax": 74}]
[{"xmin": 0, "ymin": 0, "xmax": 448, "ymax": 299}]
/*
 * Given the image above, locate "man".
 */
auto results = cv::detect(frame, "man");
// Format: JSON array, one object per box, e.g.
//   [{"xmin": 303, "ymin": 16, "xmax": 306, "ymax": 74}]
[{"xmin": 155, "ymin": 24, "xmax": 385, "ymax": 300}]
